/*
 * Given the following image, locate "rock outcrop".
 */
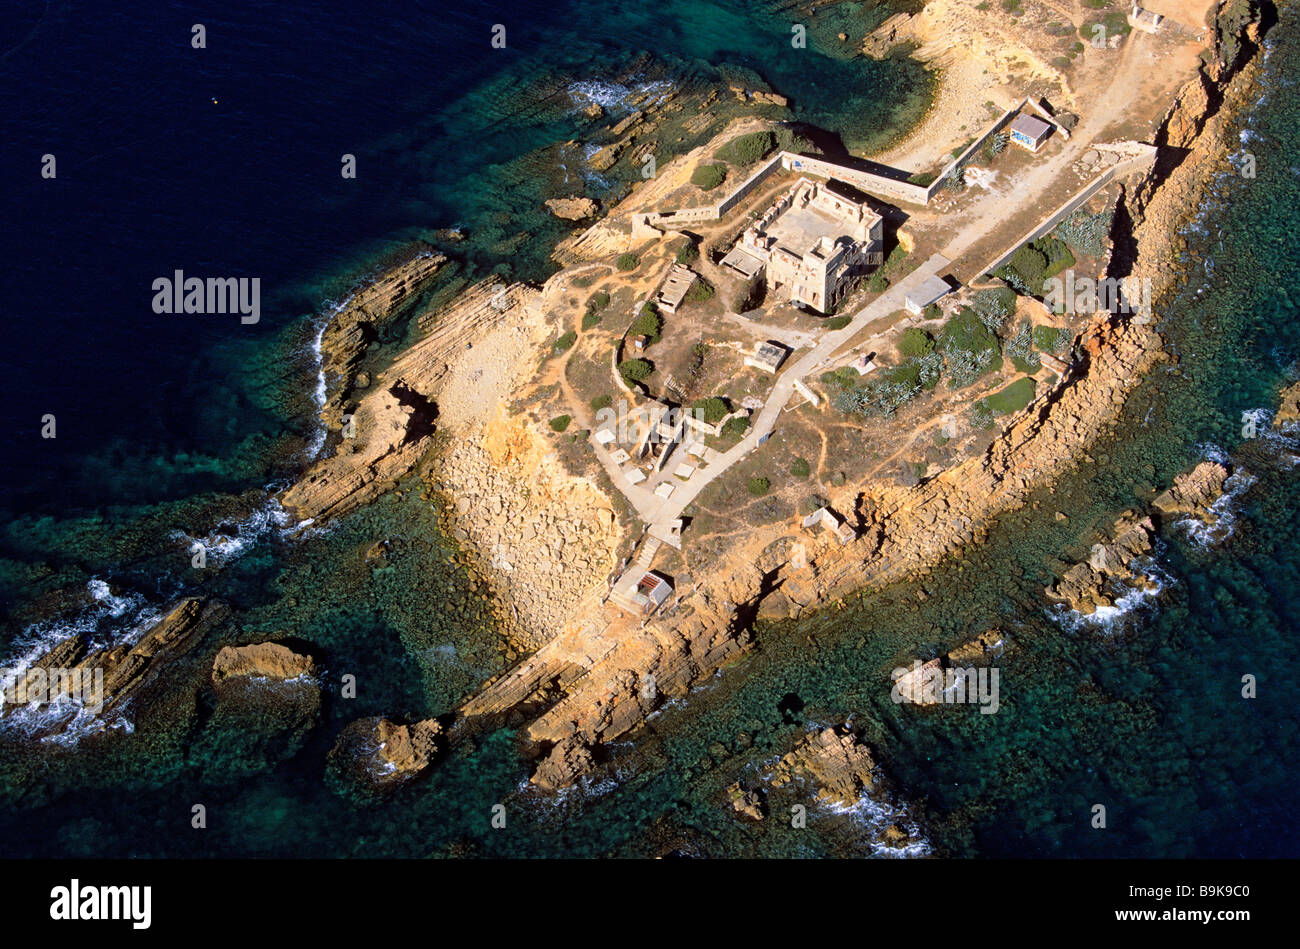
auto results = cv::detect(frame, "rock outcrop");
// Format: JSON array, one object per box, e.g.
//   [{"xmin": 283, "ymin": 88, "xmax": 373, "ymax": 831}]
[
  {"xmin": 1151, "ymin": 461, "xmax": 1230, "ymax": 524},
  {"xmin": 212, "ymin": 642, "xmax": 315, "ymax": 683},
  {"xmin": 1046, "ymin": 513, "xmax": 1158, "ymax": 614},
  {"xmin": 531, "ymin": 736, "xmax": 596, "ymax": 790},
  {"xmin": 544, "ymin": 197, "xmax": 599, "ymax": 221},
  {"xmin": 725, "ymin": 782, "xmax": 767, "ymax": 820},
  {"xmin": 317, "ymin": 248, "xmax": 445, "ymax": 431},
  {"xmin": 329, "ymin": 716, "xmax": 445, "ymax": 790},
  {"xmin": 765, "ymin": 726, "xmax": 879, "ymax": 806},
  {"xmin": 1274, "ymin": 380, "xmax": 1300, "ymax": 427},
  {"xmin": 1, "ymin": 597, "xmax": 229, "ymax": 739}
]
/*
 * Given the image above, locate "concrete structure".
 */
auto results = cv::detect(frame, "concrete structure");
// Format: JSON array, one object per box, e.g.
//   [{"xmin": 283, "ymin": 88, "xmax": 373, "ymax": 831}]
[
  {"xmin": 905, "ymin": 275, "xmax": 952, "ymax": 314},
  {"xmin": 610, "ymin": 569, "xmax": 673, "ymax": 617},
  {"xmin": 802, "ymin": 506, "xmax": 856, "ymax": 545},
  {"xmin": 1009, "ymin": 114, "xmax": 1053, "ymax": 153},
  {"xmin": 1129, "ymin": 4, "xmax": 1163, "ymax": 33},
  {"xmin": 655, "ymin": 264, "xmax": 698, "ymax": 314},
  {"xmin": 722, "ymin": 178, "xmax": 884, "ymax": 314},
  {"xmin": 744, "ymin": 340, "xmax": 792, "ymax": 374}
]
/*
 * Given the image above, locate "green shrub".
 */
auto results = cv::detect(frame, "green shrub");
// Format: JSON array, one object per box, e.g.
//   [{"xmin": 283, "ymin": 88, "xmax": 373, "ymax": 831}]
[
  {"xmin": 590, "ymin": 394, "xmax": 612, "ymax": 411},
  {"xmin": 616, "ymin": 253, "xmax": 639, "ymax": 271},
  {"xmin": 692, "ymin": 396, "xmax": 729, "ymax": 425},
  {"xmin": 675, "ymin": 241, "xmax": 700, "ymax": 265},
  {"xmin": 618, "ymin": 358, "xmax": 653, "ymax": 385},
  {"xmin": 994, "ymin": 244, "xmax": 1050, "ymax": 295},
  {"xmin": 790, "ymin": 457, "xmax": 811, "ymax": 478},
  {"xmin": 907, "ymin": 172, "xmax": 938, "ymax": 186},
  {"xmin": 825, "ymin": 315, "xmax": 852, "ymax": 330},
  {"xmin": 691, "ymin": 163, "xmax": 727, "ymax": 191},
  {"xmin": 1055, "ymin": 206, "xmax": 1114, "ymax": 257},
  {"xmin": 716, "ymin": 131, "xmax": 776, "ymax": 166},
  {"xmin": 746, "ymin": 476, "xmax": 771, "ymax": 497},
  {"xmin": 898, "ymin": 327, "xmax": 935, "ymax": 358},
  {"xmin": 720, "ymin": 415, "xmax": 750, "ymax": 440},
  {"xmin": 588, "ymin": 290, "xmax": 611, "ymax": 311},
  {"xmin": 937, "ymin": 306, "xmax": 1002, "ymax": 388},
  {"xmin": 630, "ymin": 303, "xmax": 663, "ymax": 343},
  {"xmin": 582, "ymin": 309, "xmax": 603, "ymax": 330},
  {"xmin": 867, "ymin": 270, "xmax": 890, "ymax": 293},
  {"xmin": 686, "ymin": 279, "xmax": 714, "ymax": 303},
  {"xmin": 802, "ymin": 494, "xmax": 829, "ymax": 516},
  {"xmin": 1005, "ymin": 320, "xmax": 1042, "ymax": 373},
  {"xmin": 1032, "ymin": 324, "xmax": 1070, "ymax": 354},
  {"xmin": 552, "ymin": 331, "xmax": 577, "ymax": 354},
  {"xmin": 1080, "ymin": 11, "xmax": 1131, "ymax": 41},
  {"xmin": 549, "ymin": 415, "xmax": 572, "ymax": 432}
]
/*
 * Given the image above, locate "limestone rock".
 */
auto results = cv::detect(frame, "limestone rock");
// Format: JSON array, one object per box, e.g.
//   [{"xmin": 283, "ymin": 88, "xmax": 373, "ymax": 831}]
[
  {"xmin": 212, "ymin": 642, "xmax": 315, "ymax": 683},
  {"xmin": 725, "ymin": 782, "xmax": 767, "ymax": 820},
  {"xmin": 531, "ymin": 737, "xmax": 596, "ymax": 790},
  {"xmin": 330, "ymin": 716, "xmax": 445, "ymax": 790},
  {"xmin": 767, "ymin": 725, "xmax": 878, "ymax": 806},
  {"xmin": 1151, "ymin": 461, "xmax": 1230, "ymax": 523}
]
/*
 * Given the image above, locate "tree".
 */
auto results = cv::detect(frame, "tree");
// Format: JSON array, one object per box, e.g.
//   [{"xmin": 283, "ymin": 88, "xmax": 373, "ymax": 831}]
[
  {"xmin": 692, "ymin": 396, "xmax": 729, "ymax": 425},
  {"xmin": 549, "ymin": 415, "xmax": 571, "ymax": 432},
  {"xmin": 898, "ymin": 327, "xmax": 935, "ymax": 358},
  {"xmin": 630, "ymin": 303, "xmax": 662, "ymax": 343},
  {"xmin": 619, "ymin": 358, "xmax": 653, "ymax": 385},
  {"xmin": 716, "ymin": 131, "xmax": 776, "ymax": 166},
  {"xmin": 747, "ymin": 476, "xmax": 771, "ymax": 497},
  {"xmin": 616, "ymin": 253, "xmax": 639, "ymax": 271}
]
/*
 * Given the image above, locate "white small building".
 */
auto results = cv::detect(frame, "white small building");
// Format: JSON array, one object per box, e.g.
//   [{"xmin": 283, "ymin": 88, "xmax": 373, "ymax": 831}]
[{"xmin": 905, "ymin": 275, "xmax": 951, "ymax": 315}]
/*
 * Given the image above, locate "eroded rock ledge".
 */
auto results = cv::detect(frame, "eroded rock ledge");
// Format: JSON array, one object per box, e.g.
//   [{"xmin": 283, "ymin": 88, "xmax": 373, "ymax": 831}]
[{"xmin": 1, "ymin": 597, "xmax": 230, "ymax": 741}]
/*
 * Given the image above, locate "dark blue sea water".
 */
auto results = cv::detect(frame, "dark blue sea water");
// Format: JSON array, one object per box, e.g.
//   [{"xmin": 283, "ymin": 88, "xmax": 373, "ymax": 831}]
[{"xmin": 0, "ymin": 0, "xmax": 1296, "ymax": 859}]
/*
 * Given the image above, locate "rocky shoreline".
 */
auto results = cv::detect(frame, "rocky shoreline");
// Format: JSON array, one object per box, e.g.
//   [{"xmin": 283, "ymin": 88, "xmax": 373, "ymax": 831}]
[
  {"xmin": 4, "ymin": 3, "xmax": 1276, "ymax": 805},
  {"xmin": 425, "ymin": 0, "xmax": 1274, "ymax": 790}
]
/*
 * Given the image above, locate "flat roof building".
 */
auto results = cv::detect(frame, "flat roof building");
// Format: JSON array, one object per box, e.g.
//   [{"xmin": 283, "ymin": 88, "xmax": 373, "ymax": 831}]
[
  {"xmin": 744, "ymin": 340, "xmax": 792, "ymax": 374},
  {"xmin": 905, "ymin": 275, "xmax": 952, "ymax": 314},
  {"xmin": 1009, "ymin": 114, "xmax": 1053, "ymax": 153},
  {"xmin": 655, "ymin": 264, "xmax": 698, "ymax": 314}
]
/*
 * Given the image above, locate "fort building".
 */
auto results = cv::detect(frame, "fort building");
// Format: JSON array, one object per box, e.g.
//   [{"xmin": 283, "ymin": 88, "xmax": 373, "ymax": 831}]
[{"xmin": 722, "ymin": 177, "xmax": 884, "ymax": 314}]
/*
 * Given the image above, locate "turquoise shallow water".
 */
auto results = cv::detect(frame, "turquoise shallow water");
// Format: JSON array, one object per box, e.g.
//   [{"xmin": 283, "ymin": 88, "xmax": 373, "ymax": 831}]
[{"xmin": 2, "ymin": 0, "xmax": 1298, "ymax": 858}]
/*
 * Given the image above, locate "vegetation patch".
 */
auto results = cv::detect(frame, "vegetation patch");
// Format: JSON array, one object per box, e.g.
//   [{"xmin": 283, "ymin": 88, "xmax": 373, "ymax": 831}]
[
  {"xmin": 549, "ymin": 415, "xmax": 572, "ymax": 432},
  {"xmin": 898, "ymin": 327, "xmax": 935, "ymax": 358},
  {"xmin": 716, "ymin": 130, "xmax": 776, "ymax": 166},
  {"xmin": 616, "ymin": 253, "xmax": 639, "ymax": 271},
  {"xmin": 692, "ymin": 396, "xmax": 730, "ymax": 425},
  {"xmin": 630, "ymin": 303, "xmax": 663, "ymax": 343},
  {"xmin": 691, "ymin": 163, "xmax": 728, "ymax": 191},
  {"xmin": 619, "ymin": 358, "xmax": 654, "ymax": 385},
  {"xmin": 1032, "ymin": 324, "xmax": 1070, "ymax": 354},
  {"xmin": 976, "ymin": 376, "xmax": 1037, "ymax": 416},
  {"xmin": 686, "ymin": 278, "xmax": 715, "ymax": 303},
  {"xmin": 746, "ymin": 476, "xmax": 771, "ymax": 497}
]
